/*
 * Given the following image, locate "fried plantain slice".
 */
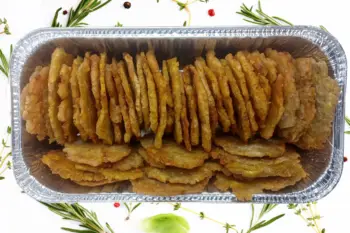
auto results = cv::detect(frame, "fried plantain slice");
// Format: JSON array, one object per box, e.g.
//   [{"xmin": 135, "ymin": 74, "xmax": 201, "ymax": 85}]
[
  {"xmin": 236, "ymin": 51, "xmax": 268, "ymax": 123},
  {"xmin": 131, "ymin": 177, "xmax": 209, "ymax": 196},
  {"xmin": 98, "ymin": 168, "xmax": 143, "ymax": 181},
  {"xmin": 260, "ymin": 74, "xmax": 285, "ymax": 139},
  {"xmin": 265, "ymin": 49, "xmax": 300, "ymax": 129},
  {"xmin": 198, "ymin": 57, "xmax": 231, "ymax": 132},
  {"xmin": 295, "ymin": 61, "xmax": 340, "ymax": 149},
  {"xmin": 22, "ymin": 66, "xmax": 50, "ymax": 141},
  {"xmin": 214, "ymin": 168, "xmax": 306, "ymax": 201},
  {"xmin": 73, "ymin": 179, "xmax": 121, "ymax": 187},
  {"xmin": 190, "ymin": 65, "xmax": 212, "ymax": 152},
  {"xmin": 117, "ymin": 61, "xmax": 141, "ymax": 138},
  {"xmin": 221, "ymin": 59, "xmax": 251, "ymax": 142},
  {"xmin": 78, "ymin": 53, "xmax": 97, "ymax": 142},
  {"xmin": 111, "ymin": 58, "xmax": 132, "ymax": 143},
  {"xmin": 42, "ymin": 150, "xmax": 105, "ymax": 182},
  {"xmin": 124, "ymin": 53, "xmax": 143, "ymax": 125},
  {"xmin": 90, "ymin": 54, "xmax": 101, "ymax": 114},
  {"xmin": 140, "ymin": 137, "xmax": 209, "ymax": 169},
  {"xmin": 144, "ymin": 162, "xmax": 222, "ymax": 185},
  {"xmin": 63, "ymin": 143, "xmax": 132, "ymax": 167},
  {"xmin": 105, "ymin": 64, "xmax": 123, "ymax": 144},
  {"xmin": 96, "ymin": 53, "xmax": 113, "ymax": 144},
  {"xmin": 142, "ymin": 52, "xmax": 158, "ymax": 133},
  {"xmin": 246, "ymin": 51, "xmax": 268, "ymax": 77},
  {"xmin": 259, "ymin": 53, "xmax": 277, "ymax": 84},
  {"xmin": 147, "ymin": 53, "xmax": 167, "ymax": 149},
  {"xmin": 183, "ymin": 66, "xmax": 200, "ymax": 146},
  {"xmin": 214, "ymin": 136, "xmax": 285, "ymax": 158},
  {"xmin": 206, "ymin": 51, "xmax": 236, "ymax": 132},
  {"xmin": 167, "ymin": 57, "xmax": 183, "ymax": 144},
  {"xmin": 180, "ymin": 67, "xmax": 191, "ymax": 151},
  {"xmin": 279, "ymin": 58, "xmax": 316, "ymax": 142},
  {"xmin": 212, "ymin": 147, "xmax": 303, "ymax": 178},
  {"xmin": 137, "ymin": 54, "xmax": 150, "ymax": 129},
  {"xmin": 194, "ymin": 58, "xmax": 218, "ymax": 135},
  {"xmin": 57, "ymin": 64, "xmax": 76, "ymax": 142},
  {"xmin": 162, "ymin": 60, "xmax": 175, "ymax": 133},
  {"xmin": 246, "ymin": 101, "xmax": 259, "ymax": 134},
  {"xmin": 70, "ymin": 57, "xmax": 88, "ymax": 141},
  {"xmin": 138, "ymin": 147, "xmax": 165, "ymax": 168},
  {"xmin": 48, "ymin": 48, "xmax": 74, "ymax": 144},
  {"xmin": 162, "ymin": 60, "xmax": 174, "ymax": 108}
]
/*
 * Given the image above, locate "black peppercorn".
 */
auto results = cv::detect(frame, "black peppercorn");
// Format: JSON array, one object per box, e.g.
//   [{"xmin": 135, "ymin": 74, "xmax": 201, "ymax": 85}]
[
  {"xmin": 123, "ymin": 1, "xmax": 131, "ymax": 9},
  {"xmin": 63, "ymin": 10, "xmax": 68, "ymax": 15}
]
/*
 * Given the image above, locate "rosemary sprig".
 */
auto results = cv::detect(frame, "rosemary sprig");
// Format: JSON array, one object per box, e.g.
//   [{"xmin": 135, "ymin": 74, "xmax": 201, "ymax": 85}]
[
  {"xmin": 41, "ymin": 202, "xmax": 115, "ymax": 233},
  {"xmin": 173, "ymin": 0, "xmax": 209, "ymax": 26},
  {"xmin": 0, "ymin": 126, "xmax": 12, "ymax": 180},
  {"xmin": 288, "ymin": 202, "xmax": 325, "ymax": 233},
  {"xmin": 237, "ymin": 0, "xmax": 293, "ymax": 26},
  {"xmin": 51, "ymin": 0, "xmax": 112, "ymax": 27},
  {"xmin": 345, "ymin": 116, "xmax": 350, "ymax": 134},
  {"xmin": 124, "ymin": 202, "xmax": 142, "ymax": 220},
  {"xmin": 244, "ymin": 204, "xmax": 285, "ymax": 233},
  {"xmin": 0, "ymin": 18, "xmax": 11, "ymax": 35},
  {"xmin": 0, "ymin": 44, "xmax": 13, "ymax": 78}
]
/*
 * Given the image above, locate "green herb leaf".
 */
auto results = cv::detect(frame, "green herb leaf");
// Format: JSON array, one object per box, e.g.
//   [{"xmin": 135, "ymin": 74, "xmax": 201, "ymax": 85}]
[
  {"xmin": 183, "ymin": 21, "xmax": 187, "ymax": 27},
  {"xmin": 250, "ymin": 214, "xmax": 285, "ymax": 231},
  {"xmin": 0, "ymin": 45, "xmax": 11, "ymax": 77},
  {"xmin": 0, "ymin": 176, "xmax": 4, "ymax": 180},
  {"xmin": 124, "ymin": 203, "xmax": 131, "ymax": 212},
  {"xmin": 173, "ymin": 203, "xmax": 181, "ymax": 211},
  {"xmin": 142, "ymin": 213, "xmax": 190, "ymax": 233},
  {"xmin": 320, "ymin": 25, "xmax": 328, "ymax": 32},
  {"xmin": 116, "ymin": 22, "xmax": 123, "ymax": 27},
  {"xmin": 131, "ymin": 203, "xmax": 142, "ymax": 212},
  {"xmin": 51, "ymin": 7, "xmax": 63, "ymax": 27},
  {"xmin": 7, "ymin": 126, "xmax": 11, "ymax": 134},
  {"xmin": 199, "ymin": 212, "xmax": 205, "ymax": 220},
  {"xmin": 177, "ymin": 2, "xmax": 186, "ymax": 11},
  {"xmin": 0, "ymin": 18, "xmax": 11, "ymax": 35}
]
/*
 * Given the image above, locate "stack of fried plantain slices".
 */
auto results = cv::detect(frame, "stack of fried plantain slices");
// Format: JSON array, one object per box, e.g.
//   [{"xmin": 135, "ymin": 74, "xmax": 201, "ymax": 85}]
[{"xmin": 21, "ymin": 48, "xmax": 340, "ymax": 151}]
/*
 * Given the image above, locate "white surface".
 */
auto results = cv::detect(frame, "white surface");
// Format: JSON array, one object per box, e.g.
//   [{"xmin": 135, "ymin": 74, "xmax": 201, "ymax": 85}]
[{"xmin": 0, "ymin": 0, "xmax": 349, "ymax": 232}]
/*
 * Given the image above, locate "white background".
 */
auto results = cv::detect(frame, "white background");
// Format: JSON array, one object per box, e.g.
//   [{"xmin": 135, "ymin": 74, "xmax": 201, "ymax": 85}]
[{"xmin": 0, "ymin": 0, "xmax": 349, "ymax": 232}]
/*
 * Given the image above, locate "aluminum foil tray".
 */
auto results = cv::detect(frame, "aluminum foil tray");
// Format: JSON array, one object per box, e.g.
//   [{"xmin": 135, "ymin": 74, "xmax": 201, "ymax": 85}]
[{"xmin": 10, "ymin": 26, "xmax": 347, "ymax": 203}]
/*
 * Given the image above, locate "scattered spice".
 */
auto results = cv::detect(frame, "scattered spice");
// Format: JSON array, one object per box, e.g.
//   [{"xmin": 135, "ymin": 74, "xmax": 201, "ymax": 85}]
[
  {"xmin": 208, "ymin": 9, "xmax": 215, "ymax": 17},
  {"xmin": 63, "ymin": 10, "xmax": 68, "ymax": 15},
  {"xmin": 114, "ymin": 202, "xmax": 121, "ymax": 208},
  {"xmin": 344, "ymin": 157, "xmax": 348, "ymax": 162},
  {"xmin": 123, "ymin": 1, "xmax": 131, "ymax": 9}
]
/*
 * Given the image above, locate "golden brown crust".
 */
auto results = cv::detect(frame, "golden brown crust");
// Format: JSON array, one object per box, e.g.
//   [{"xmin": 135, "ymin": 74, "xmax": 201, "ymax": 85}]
[
  {"xmin": 90, "ymin": 54, "xmax": 101, "ymax": 114},
  {"xmin": 137, "ymin": 54, "xmax": 150, "ymax": 130},
  {"xmin": 180, "ymin": 67, "xmax": 191, "ymax": 151}
]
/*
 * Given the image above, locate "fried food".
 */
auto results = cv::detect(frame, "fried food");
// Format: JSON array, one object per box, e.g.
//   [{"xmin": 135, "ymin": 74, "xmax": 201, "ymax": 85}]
[
  {"xmin": 225, "ymin": 54, "xmax": 249, "ymax": 101},
  {"xmin": 48, "ymin": 48, "xmax": 74, "ymax": 144},
  {"xmin": 138, "ymin": 147, "xmax": 165, "ymax": 168},
  {"xmin": 260, "ymin": 74, "xmax": 285, "ymax": 139},
  {"xmin": 105, "ymin": 64, "xmax": 123, "ymax": 144},
  {"xmin": 78, "ymin": 53, "xmax": 97, "ymax": 142},
  {"xmin": 111, "ymin": 150, "xmax": 144, "ymax": 171},
  {"xmin": 117, "ymin": 61, "xmax": 141, "ymax": 138},
  {"xmin": 111, "ymin": 59, "xmax": 132, "ymax": 143},
  {"xmin": 22, "ymin": 66, "xmax": 50, "ymax": 141},
  {"xmin": 213, "ymin": 147, "xmax": 303, "ymax": 178},
  {"xmin": 142, "ymin": 52, "xmax": 158, "ymax": 133},
  {"xmin": 73, "ymin": 179, "xmax": 120, "ymax": 187},
  {"xmin": 214, "ymin": 136, "xmax": 285, "ymax": 158},
  {"xmin": 214, "ymin": 168, "xmax": 307, "ymax": 201},
  {"xmin": 98, "ymin": 168, "xmax": 143, "ymax": 181},
  {"xmin": 140, "ymin": 137, "xmax": 209, "ymax": 169},
  {"xmin": 124, "ymin": 53, "xmax": 143, "ymax": 125},
  {"xmin": 57, "ymin": 64, "xmax": 76, "ymax": 142},
  {"xmin": 236, "ymin": 51, "xmax": 268, "ymax": 123},
  {"xmin": 198, "ymin": 57, "xmax": 231, "ymax": 132},
  {"xmin": 95, "ymin": 53, "xmax": 113, "ymax": 144},
  {"xmin": 167, "ymin": 57, "xmax": 183, "ymax": 144},
  {"xmin": 144, "ymin": 162, "xmax": 222, "ymax": 185},
  {"xmin": 265, "ymin": 49, "xmax": 300, "ymax": 129},
  {"xmin": 206, "ymin": 51, "xmax": 236, "ymax": 131},
  {"xmin": 279, "ymin": 58, "xmax": 316, "ymax": 142},
  {"xmin": 162, "ymin": 60, "xmax": 174, "ymax": 108},
  {"xmin": 295, "ymin": 61, "xmax": 340, "ymax": 149},
  {"xmin": 246, "ymin": 101, "xmax": 259, "ymax": 134},
  {"xmin": 221, "ymin": 59, "xmax": 251, "ymax": 142},
  {"xmin": 259, "ymin": 53, "xmax": 277, "ymax": 84},
  {"xmin": 183, "ymin": 66, "xmax": 199, "ymax": 146},
  {"xmin": 180, "ymin": 67, "xmax": 191, "ymax": 151},
  {"xmin": 131, "ymin": 177, "xmax": 209, "ymax": 196},
  {"xmin": 70, "ymin": 57, "xmax": 88, "ymax": 141},
  {"xmin": 162, "ymin": 60, "xmax": 175, "ymax": 133},
  {"xmin": 20, "ymin": 84, "xmax": 29, "ymax": 117},
  {"xmin": 149, "ymin": 58, "xmax": 167, "ymax": 149},
  {"xmin": 190, "ymin": 65, "xmax": 212, "ymax": 152},
  {"xmin": 90, "ymin": 54, "xmax": 101, "ymax": 114},
  {"xmin": 42, "ymin": 150, "xmax": 105, "ymax": 182},
  {"xmin": 136, "ymin": 54, "xmax": 150, "ymax": 129},
  {"xmin": 194, "ymin": 58, "xmax": 218, "ymax": 135},
  {"xmin": 63, "ymin": 143, "xmax": 132, "ymax": 167},
  {"xmin": 246, "ymin": 51, "xmax": 268, "ymax": 77}
]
